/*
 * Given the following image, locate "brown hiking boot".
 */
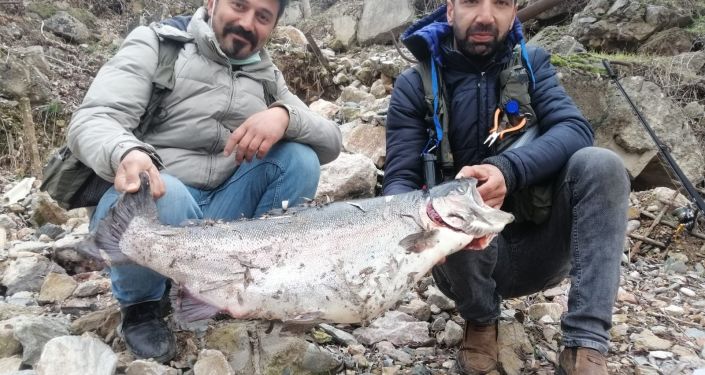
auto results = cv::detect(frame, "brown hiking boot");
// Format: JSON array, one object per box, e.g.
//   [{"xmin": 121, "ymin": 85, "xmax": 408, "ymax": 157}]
[
  {"xmin": 557, "ymin": 347, "xmax": 608, "ymax": 375},
  {"xmin": 457, "ymin": 321, "xmax": 499, "ymax": 374}
]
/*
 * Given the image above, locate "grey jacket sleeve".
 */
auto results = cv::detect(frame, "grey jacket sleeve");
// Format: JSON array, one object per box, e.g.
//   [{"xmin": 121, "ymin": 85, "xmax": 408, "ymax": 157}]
[
  {"xmin": 67, "ymin": 26, "xmax": 159, "ymax": 182},
  {"xmin": 269, "ymin": 71, "xmax": 342, "ymax": 165}
]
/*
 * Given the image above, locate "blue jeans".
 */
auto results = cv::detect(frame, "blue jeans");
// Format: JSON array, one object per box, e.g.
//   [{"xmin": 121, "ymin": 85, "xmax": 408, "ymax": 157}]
[
  {"xmin": 90, "ymin": 142, "xmax": 320, "ymax": 306},
  {"xmin": 432, "ymin": 147, "xmax": 630, "ymax": 354}
]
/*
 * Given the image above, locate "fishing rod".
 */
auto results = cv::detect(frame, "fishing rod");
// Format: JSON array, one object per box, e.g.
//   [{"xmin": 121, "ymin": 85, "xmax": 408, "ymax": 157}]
[{"xmin": 602, "ymin": 59, "xmax": 705, "ymax": 230}]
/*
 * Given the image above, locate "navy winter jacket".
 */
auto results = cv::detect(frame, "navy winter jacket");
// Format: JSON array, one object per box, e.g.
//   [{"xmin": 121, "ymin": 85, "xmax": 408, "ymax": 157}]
[{"xmin": 383, "ymin": 6, "xmax": 594, "ymax": 196}]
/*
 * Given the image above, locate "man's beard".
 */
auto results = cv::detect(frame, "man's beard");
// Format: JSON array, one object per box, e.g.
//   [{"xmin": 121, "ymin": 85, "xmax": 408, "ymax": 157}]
[
  {"xmin": 218, "ymin": 23, "xmax": 258, "ymax": 59},
  {"xmin": 454, "ymin": 23, "xmax": 503, "ymax": 59}
]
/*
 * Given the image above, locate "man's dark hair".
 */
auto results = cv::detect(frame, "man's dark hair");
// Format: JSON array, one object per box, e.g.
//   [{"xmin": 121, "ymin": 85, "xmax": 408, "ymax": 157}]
[
  {"xmin": 205, "ymin": 0, "xmax": 290, "ymax": 22},
  {"xmin": 277, "ymin": 0, "xmax": 289, "ymax": 20},
  {"xmin": 453, "ymin": 0, "xmax": 517, "ymax": 2}
]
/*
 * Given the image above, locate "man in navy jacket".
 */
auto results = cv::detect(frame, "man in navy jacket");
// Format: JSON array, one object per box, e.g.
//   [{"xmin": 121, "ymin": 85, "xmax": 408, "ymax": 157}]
[{"xmin": 384, "ymin": 1, "xmax": 629, "ymax": 374}]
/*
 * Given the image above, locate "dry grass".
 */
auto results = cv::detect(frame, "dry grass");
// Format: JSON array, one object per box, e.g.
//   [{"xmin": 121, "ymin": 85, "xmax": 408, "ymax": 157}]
[
  {"xmin": 420, "ymin": 0, "xmax": 445, "ymax": 14},
  {"xmin": 637, "ymin": 54, "xmax": 705, "ymax": 106},
  {"xmin": 64, "ymin": 0, "xmax": 130, "ymax": 16},
  {"xmin": 0, "ymin": 111, "xmax": 22, "ymax": 175},
  {"xmin": 269, "ymin": 42, "xmax": 339, "ymax": 104},
  {"xmin": 0, "ymin": 100, "xmax": 69, "ymax": 178}
]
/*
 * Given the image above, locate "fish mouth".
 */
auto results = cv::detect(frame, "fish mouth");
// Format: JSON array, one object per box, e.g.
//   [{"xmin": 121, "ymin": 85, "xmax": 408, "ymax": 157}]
[{"xmin": 426, "ymin": 202, "xmax": 462, "ymax": 232}]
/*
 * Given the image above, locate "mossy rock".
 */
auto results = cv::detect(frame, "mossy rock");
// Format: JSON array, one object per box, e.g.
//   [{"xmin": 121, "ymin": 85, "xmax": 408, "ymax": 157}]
[
  {"xmin": 636, "ymin": 0, "xmax": 702, "ymax": 9},
  {"xmin": 550, "ymin": 53, "xmax": 607, "ymax": 75},
  {"xmin": 688, "ymin": 16, "xmax": 705, "ymax": 36},
  {"xmin": 26, "ymin": 1, "xmax": 59, "ymax": 19},
  {"xmin": 550, "ymin": 51, "xmax": 659, "ymax": 76},
  {"xmin": 27, "ymin": 2, "xmax": 97, "ymax": 29},
  {"xmin": 67, "ymin": 8, "xmax": 98, "ymax": 29}
]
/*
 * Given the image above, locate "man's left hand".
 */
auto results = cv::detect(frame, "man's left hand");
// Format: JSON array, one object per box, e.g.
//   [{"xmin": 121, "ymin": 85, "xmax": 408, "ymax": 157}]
[
  {"xmin": 224, "ymin": 107, "xmax": 289, "ymax": 164},
  {"xmin": 455, "ymin": 164, "xmax": 506, "ymax": 209}
]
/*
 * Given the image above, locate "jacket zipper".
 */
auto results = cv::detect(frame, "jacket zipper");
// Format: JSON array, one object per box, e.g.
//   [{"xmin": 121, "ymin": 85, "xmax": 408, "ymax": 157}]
[
  {"xmin": 207, "ymin": 65, "xmax": 236, "ymax": 186},
  {"xmin": 478, "ymin": 71, "xmax": 487, "ymax": 153}
]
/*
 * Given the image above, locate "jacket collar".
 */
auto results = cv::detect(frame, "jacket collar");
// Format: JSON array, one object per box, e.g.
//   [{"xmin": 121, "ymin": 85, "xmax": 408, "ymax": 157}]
[
  {"xmin": 401, "ymin": 4, "xmax": 524, "ymax": 69},
  {"xmin": 153, "ymin": 7, "xmax": 277, "ymax": 77}
]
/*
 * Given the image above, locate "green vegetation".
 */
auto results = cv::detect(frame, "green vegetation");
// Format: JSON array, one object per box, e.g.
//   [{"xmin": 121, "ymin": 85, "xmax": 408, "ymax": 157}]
[
  {"xmin": 686, "ymin": 16, "xmax": 705, "ymax": 36},
  {"xmin": 550, "ymin": 52, "xmax": 656, "ymax": 75},
  {"xmin": 42, "ymin": 100, "xmax": 63, "ymax": 116},
  {"xmin": 550, "ymin": 53, "xmax": 606, "ymax": 74},
  {"xmin": 591, "ymin": 51, "xmax": 653, "ymax": 65},
  {"xmin": 26, "ymin": 1, "xmax": 59, "ymax": 19},
  {"xmin": 67, "ymin": 8, "xmax": 98, "ymax": 29},
  {"xmin": 26, "ymin": 1, "xmax": 97, "ymax": 28}
]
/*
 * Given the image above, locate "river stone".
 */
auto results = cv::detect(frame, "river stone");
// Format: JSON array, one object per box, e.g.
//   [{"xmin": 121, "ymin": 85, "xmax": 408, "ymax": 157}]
[
  {"xmin": 0, "ymin": 325, "xmax": 22, "ymax": 358},
  {"xmin": 631, "ymin": 329, "xmax": 673, "ymax": 351},
  {"xmin": 125, "ymin": 359, "xmax": 178, "ymax": 375},
  {"xmin": 38, "ymin": 273, "xmax": 77, "ymax": 304},
  {"xmin": 2, "ymin": 256, "xmax": 65, "ymax": 295},
  {"xmin": 2, "ymin": 315, "xmax": 71, "ymax": 365},
  {"xmin": 193, "ymin": 349, "xmax": 233, "ymax": 375},
  {"xmin": 35, "ymin": 335, "xmax": 117, "ymax": 375},
  {"xmin": 528, "ymin": 303, "xmax": 564, "ymax": 322},
  {"xmin": 353, "ymin": 311, "xmax": 434, "ymax": 347},
  {"xmin": 318, "ymin": 323, "xmax": 358, "ymax": 346},
  {"xmin": 0, "ymin": 356, "xmax": 22, "ymax": 373},
  {"xmin": 424, "ymin": 286, "xmax": 455, "ymax": 311}
]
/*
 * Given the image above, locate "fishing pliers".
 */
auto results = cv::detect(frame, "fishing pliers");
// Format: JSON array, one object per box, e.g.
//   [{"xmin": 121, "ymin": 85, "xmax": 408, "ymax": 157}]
[{"xmin": 483, "ymin": 100, "xmax": 528, "ymax": 147}]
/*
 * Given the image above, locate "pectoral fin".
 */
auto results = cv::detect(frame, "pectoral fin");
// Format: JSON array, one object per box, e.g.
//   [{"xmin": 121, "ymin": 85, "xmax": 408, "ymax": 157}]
[{"xmin": 399, "ymin": 230, "xmax": 440, "ymax": 253}]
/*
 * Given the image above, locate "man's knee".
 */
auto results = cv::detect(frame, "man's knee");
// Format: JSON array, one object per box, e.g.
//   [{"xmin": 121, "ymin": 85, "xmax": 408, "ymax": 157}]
[
  {"xmin": 568, "ymin": 147, "xmax": 627, "ymax": 183},
  {"xmin": 153, "ymin": 174, "xmax": 201, "ymax": 224},
  {"xmin": 269, "ymin": 142, "xmax": 320, "ymax": 180},
  {"xmin": 157, "ymin": 174, "xmax": 193, "ymax": 204}
]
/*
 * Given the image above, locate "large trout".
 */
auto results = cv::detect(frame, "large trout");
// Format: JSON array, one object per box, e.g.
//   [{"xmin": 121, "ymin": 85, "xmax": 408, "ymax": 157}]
[{"xmin": 82, "ymin": 173, "xmax": 513, "ymax": 324}]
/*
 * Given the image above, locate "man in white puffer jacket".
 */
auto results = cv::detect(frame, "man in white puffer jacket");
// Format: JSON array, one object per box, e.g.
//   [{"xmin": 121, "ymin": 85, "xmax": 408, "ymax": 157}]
[{"xmin": 67, "ymin": 0, "xmax": 341, "ymax": 362}]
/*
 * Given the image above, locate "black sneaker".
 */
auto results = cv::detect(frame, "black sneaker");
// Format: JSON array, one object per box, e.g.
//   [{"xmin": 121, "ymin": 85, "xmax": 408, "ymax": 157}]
[{"xmin": 120, "ymin": 300, "xmax": 176, "ymax": 363}]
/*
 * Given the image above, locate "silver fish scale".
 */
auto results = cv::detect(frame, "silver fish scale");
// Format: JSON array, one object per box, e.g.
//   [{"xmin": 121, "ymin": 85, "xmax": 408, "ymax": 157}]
[
  {"xmin": 113, "ymin": 179, "xmax": 509, "ymax": 324},
  {"xmin": 120, "ymin": 192, "xmax": 430, "ymax": 322}
]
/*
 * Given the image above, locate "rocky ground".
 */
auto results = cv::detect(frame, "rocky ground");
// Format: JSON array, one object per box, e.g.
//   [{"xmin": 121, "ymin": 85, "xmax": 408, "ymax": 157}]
[
  {"xmin": 1, "ymin": 175, "xmax": 704, "ymax": 374},
  {"xmin": 1, "ymin": 0, "xmax": 705, "ymax": 374}
]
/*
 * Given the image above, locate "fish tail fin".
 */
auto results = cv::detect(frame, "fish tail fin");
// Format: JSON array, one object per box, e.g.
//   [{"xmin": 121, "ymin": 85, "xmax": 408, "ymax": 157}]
[{"xmin": 78, "ymin": 172, "xmax": 157, "ymax": 265}]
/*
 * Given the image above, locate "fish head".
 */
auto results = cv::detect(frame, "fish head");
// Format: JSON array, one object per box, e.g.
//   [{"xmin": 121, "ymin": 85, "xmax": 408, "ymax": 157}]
[{"xmin": 426, "ymin": 178, "xmax": 514, "ymax": 237}]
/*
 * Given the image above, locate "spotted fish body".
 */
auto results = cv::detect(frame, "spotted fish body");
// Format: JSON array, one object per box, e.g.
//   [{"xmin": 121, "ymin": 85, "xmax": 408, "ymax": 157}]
[{"xmin": 85, "ymin": 174, "xmax": 513, "ymax": 324}]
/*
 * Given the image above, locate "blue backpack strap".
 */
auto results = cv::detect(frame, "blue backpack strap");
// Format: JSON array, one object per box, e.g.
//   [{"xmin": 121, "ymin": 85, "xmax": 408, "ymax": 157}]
[{"xmin": 413, "ymin": 59, "xmax": 454, "ymax": 169}]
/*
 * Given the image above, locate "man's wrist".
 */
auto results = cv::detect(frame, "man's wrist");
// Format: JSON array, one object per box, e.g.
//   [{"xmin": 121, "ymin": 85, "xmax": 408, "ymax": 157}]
[
  {"xmin": 121, "ymin": 147, "xmax": 165, "ymax": 169},
  {"xmin": 270, "ymin": 106, "xmax": 290, "ymax": 129},
  {"xmin": 483, "ymin": 155, "xmax": 516, "ymax": 194}
]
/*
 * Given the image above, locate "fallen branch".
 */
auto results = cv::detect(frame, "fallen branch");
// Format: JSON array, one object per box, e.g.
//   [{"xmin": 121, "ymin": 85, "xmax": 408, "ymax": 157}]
[
  {"xmin": 516, "ymin": 0, "xmax": 563, "ymax": 22},
  {"xmin": 43, "ymin": 54, "xmax": 88, "ymax": 74},
  {"xmin": 390, "ymin": 31, "xmax": 417, "ymax": 64},
  {"xmin": 628, "ymin": 233, "xmax": 666, "ymax": 249},
  {"xmin": 303, "ymin": 31, "xmax": 333, "ymax": 77},
  {"xmin": 39, "ymin": 21, "xmax": 73, "ymax": 52},
  {"xmin": 631, "ymin": 191, "xmax": 679, "ymax": 260},
  {"xmin": 647, "ymin": 310, "xmax": 701, "ymax": 330},
  {"xmin": 19, "ymin": 97, "xmax": 42, "ymax": 178},
  {"xmin": 640, "ymin": 211, "xmax": 705, "ymax": 241}
]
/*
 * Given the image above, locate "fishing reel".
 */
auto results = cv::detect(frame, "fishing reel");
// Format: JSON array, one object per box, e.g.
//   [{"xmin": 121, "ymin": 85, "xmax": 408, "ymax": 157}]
[{"xmin": 672, "ymin": 205, "xmax": 699, "ymax": 234}]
